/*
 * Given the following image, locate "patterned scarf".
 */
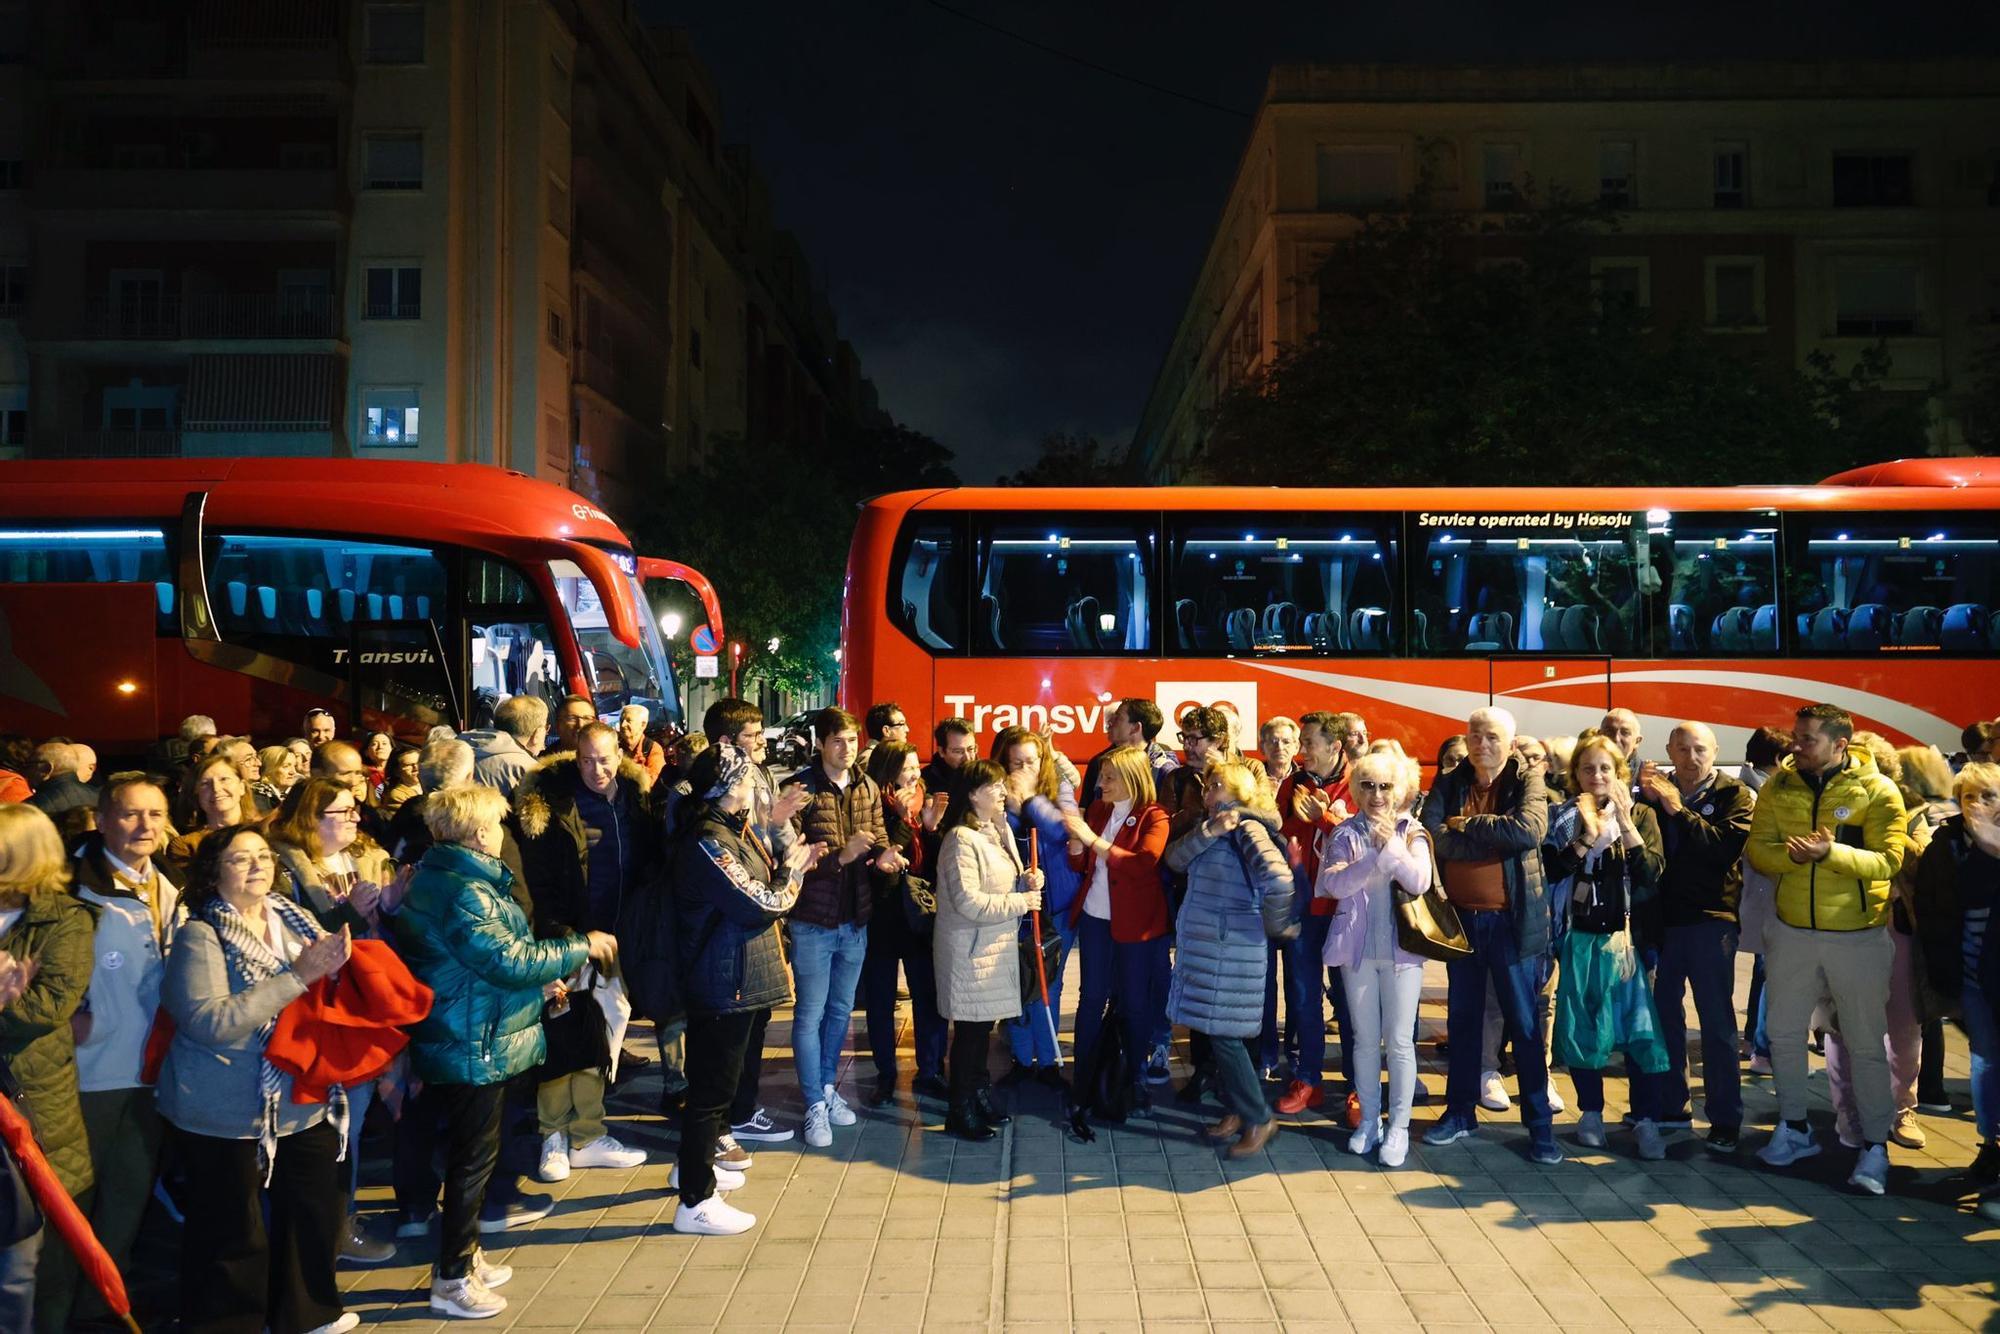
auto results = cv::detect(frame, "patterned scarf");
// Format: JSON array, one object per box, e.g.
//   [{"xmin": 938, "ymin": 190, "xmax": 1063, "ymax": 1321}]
[{"xmin": 202, "ymin": 895, "xmax": 349, "ymax": 1184}]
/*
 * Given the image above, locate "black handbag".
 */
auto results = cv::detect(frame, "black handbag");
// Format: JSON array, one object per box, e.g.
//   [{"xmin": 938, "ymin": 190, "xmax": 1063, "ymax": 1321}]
[
  {"xmin": 539, "ymin": 964, "xmax": 611, "ymax": 1078},
  {"xmin": 902, "ymin": 873, "xmax": 937, "ymax": 937},
  {"xmin": 1018, "ymin": 909, "xmax": 1062, "ymax": 1007}
]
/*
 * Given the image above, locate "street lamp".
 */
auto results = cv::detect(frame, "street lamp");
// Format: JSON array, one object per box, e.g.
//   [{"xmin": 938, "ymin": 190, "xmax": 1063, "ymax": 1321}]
[
  {"xmin": 659, "ymin": 610, "xmax": 683, "ymax": 639},
  {"xmin": 766, "ymin": 636, "xmax": 781, "ymax": 653}
]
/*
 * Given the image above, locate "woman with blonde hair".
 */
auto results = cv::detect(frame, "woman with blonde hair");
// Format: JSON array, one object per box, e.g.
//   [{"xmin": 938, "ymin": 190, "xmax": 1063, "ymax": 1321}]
[
  {"xmin": 1317, "ymin": 751, "xmax": 1434, "ymax": 1166},
  {"xmin": 0, "ymin": 803, "xmax": 110, "ymax": 1329},
  {"xmin": 254, "ymin": 744, "xmax": 299, "ymax": 810},
  {"xmin": 1164, "ymin": 759, "xmax": 1294, "ymax": 1158},
  {"xmin": 1546, "ymin": 734, "xmax": 1669, "ymax": 1158}
]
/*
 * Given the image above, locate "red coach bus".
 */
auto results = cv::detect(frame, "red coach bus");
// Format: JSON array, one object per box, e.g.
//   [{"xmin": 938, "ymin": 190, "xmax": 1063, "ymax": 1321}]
[
  {"xmin": 0, "ymin": 459, "xmax": 723, "ymax": 752},
  {"xmin": 839, "ymin": 459, "xmax": 2000, "ymax": 765}
]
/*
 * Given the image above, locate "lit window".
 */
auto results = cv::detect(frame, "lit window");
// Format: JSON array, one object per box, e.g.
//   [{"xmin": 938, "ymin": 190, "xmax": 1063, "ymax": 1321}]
[{"xmin": 362, "ymin": 387, "xmax": 420, "ymax": 446}]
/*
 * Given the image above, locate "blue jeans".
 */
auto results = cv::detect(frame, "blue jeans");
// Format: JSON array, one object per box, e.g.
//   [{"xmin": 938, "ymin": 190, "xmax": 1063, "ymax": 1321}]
[
  {"xmin": 1149, "ymin": 929, "xmax": 1174, "ymax": 1053},
  {"xmin": 790, "ymin": 920, "xmax": 869, "ymax": 1101},
  {"xmin": 1965, "ymin": 977, "xmax": 2000, "ymax": 1140},
  {"xmin": 1445, "ymin": 908, "xmax": 1553, "ymax": 1133},
  {"xmin": 1746, "ymin": 954, "xmax": 1770, "ymax": 1057},
  {"xmin": 345, "ymin": 1078, "xmax": 375, "ymax": 1205},
  {"xmin": 1652, "ymin": 919, "xmax": 1742, "ymax": 1131},
  {"xmin": 1073, "ymin": 915, "xmax": 1168, "ymax": 1079},
  {"xmin": 1209, "ymin": 1033, "xmax": 1274, "ymax": 1128},
  {"xmin": 0, "ymin": 1229, "xmax": 39, "ymax": 1334},
  {"xmin": 1260, "ymin": 914, "xmax": 1339, "ymax": 1087},
  {"xmin": 1010, "ymin": 914, "xmax": 1077, "ymax": 1065},
  {"xmin": 863, "ymin": 909, "xmax": 947, "ymax": 1081}
]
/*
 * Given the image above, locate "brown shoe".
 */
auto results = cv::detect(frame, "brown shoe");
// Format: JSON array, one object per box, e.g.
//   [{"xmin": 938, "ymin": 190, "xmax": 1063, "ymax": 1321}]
[
  {"xmin": 1229, "ymin": 1119, "xmax": 1279, "ymax": 1158},
  {"xmin": 1204, "ymin": 1114, "xmax": 1243, "ymax": 1141}
]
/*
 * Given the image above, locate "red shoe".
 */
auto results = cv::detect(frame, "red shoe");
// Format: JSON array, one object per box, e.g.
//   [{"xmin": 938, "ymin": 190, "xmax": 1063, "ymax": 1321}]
[
  {"xmin": 1344, "ymin": 1091, "xmax": 1362, "ymax": 1130},
  {"xmin": 1275, "ymin": 1080, "xmax": 1324, "ymax": 1114}
]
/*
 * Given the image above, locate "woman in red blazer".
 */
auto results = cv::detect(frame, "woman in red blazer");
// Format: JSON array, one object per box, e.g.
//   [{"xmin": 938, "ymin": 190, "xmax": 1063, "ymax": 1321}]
[{"xmin": 1061, "ymin": 745, "xmax": 1172, "ymax": 1137}]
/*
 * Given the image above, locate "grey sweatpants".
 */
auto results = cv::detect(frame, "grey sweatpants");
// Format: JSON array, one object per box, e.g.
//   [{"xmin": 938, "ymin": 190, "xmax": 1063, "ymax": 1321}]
[{"xmin": 1765, "ymin": 918, "xmax": 1894, "ymax": 1143}]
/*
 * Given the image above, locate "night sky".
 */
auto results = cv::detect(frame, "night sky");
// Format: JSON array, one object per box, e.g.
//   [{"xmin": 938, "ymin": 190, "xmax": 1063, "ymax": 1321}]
[{"xmin": 653, "ymin": 1, "xmax": 1989, "ymax": 482}]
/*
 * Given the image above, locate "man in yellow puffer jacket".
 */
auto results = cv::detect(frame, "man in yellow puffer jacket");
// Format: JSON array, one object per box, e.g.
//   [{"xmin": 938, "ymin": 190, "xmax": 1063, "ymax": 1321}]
[{"xmin": 1745, "ymin": 703, "xmax": 1908, "ymax": 1196}]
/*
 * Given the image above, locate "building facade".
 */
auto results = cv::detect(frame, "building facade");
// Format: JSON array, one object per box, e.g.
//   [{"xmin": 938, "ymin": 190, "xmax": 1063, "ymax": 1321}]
[
  {"xmin": 1, "ymin": 0, "xmax": 881, "ymax": 519},
  {"xmin": 1130, "ymin": 60, "xmax": 2000, "ymax": 482}
]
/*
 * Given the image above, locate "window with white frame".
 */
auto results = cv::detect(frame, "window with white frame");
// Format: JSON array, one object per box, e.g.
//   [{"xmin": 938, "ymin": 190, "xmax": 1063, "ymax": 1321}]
[
  {"xmin": 1706, "ymin": 257, "xmax": 1765, "ymax": 328},
  {"xmin": 362, "ymin": 387, "xmax": 420, "ymax": 446},
  {"xmin": 364, "ymin": 5, "xmax": 425, "ymax": 63},
  {"xmin": 363, "ymin": 265, "xmax": 421, "ymax": 319},
  {"xmin": 1713, "ymin": 142, "xmax": 1748, "ymax": 208},
  {"xmin": 1590, "ymin": 258, "xmax": 1649, "ymax": 315},
  {"xmin": 362, "ymin": 134, "xmax": 423, "ymax": 190},
  {"xmin": 1598, "ymin": 140, "xmax": 1635, "ymax": 208},
  {"xmin": 1481, "ymin": 143, "xmax": 1523, "ymax": 208},
  {"xmin": 546, "ymin": 300, "xmax": 567, "ymax": 352},
  {"xmin": 1314, "ymin": 145, "xmax": 1401, "ymax": 210},
  {"xmin": 1834, "ymin": 259, "xmax": 1921, "ymax": 336}
]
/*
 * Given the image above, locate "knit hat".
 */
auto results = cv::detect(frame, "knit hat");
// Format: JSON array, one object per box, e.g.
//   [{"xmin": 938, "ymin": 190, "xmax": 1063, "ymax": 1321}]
[{"xmin": 704, "ymin": 741, "xmax": 753, "ymax": 799}]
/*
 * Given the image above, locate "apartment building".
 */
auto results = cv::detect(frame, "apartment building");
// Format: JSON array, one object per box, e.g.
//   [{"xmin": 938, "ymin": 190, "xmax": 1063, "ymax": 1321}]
[
  {"xmin": 3, "ymin": 0, "xmax": 882, "ymax": 517},
  {"xmin": 1130, "ymin": 60, "xmax": 2000, "ymax": 482}
]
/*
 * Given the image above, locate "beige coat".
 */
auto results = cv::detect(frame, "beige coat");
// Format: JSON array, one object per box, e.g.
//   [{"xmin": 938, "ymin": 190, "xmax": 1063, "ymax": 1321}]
[{"xmin": 933, "ymin": 819, "xmax": 1035, "ymax": 1023}]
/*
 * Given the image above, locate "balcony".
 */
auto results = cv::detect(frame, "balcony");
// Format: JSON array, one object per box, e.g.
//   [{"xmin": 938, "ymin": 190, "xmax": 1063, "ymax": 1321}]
[
  {"xmin": 78, "ymin": 294, "xmax": 339, "ymax": 341},
  {"xmin": 33, "ymin": 168, "xmax": 347, "ymax": 216},
  {"xmin": 33, "ymin": 427, "xmax": 335, "ymax": 459},
  {"xmin": 576, "ymin": 346, "xmax": 663, "ymax": 422}
]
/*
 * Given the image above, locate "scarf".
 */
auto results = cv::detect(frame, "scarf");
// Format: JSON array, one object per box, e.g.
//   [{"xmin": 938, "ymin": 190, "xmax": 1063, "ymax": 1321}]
[{"xmin": 202, "ymin": 895, "xmax": 349, "ymax": 1184}]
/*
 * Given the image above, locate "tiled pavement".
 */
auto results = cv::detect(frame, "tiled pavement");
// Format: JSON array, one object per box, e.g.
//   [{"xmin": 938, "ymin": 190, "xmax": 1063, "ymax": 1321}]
[{"xmin": 132, "ymin": 960, "xmax": 1999, "ymax": 1332}]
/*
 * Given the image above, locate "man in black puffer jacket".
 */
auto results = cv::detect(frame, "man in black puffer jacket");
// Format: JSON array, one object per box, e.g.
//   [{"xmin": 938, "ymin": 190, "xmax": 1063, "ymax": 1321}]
[{"xmin": 514, "ymin": 724, "xmax": 658, "ymax": 1183}]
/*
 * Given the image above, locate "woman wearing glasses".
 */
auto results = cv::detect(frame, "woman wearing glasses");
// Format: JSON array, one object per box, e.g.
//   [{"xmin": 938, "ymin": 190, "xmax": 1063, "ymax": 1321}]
[
  {"xmin": 1316, "ymin": 751, "xmax": 1433, "ymax": 1166},
  {"xmin": 158, "ymin": 823, "xmax": 360, "ymax": 1334}
]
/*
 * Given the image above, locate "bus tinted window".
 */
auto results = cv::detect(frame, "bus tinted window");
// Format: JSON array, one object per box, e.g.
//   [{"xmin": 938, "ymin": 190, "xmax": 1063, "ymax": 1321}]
[
  {"xmin": 1790, "ymin": 513, "xmax": 2000, "ymax": 653},
  {"xmin": 205, "ymin": 534, "xmax": 446, "ymax": 647},
  {"xmin": 0, "ymin": 527, "xmax": 174, "ymax": 628},
  {"xmin": 1167, "ymin": 516, "xmax": 1399, "ymax": 654},
  {"xmin": 891, "ymin": 519, "xmax": 965, "ymax": 652},
  {"xmin": 549, "ymin": 559, "xmax": 679, "ymax": 722},
  {"xmin": 468, "ymin": 556, "xmax": 562, "ymax": 712},
  {"xmin": 1411, "ymin": 514, "xmax": 1642, "ymax": 654},
  {"xmin": 1658, "ymin": 514, "xmax": 1780, "ymax": 654},
  {"xmin": 975, "ymin": 517, "xmax": 1155, "ymax": 655}
]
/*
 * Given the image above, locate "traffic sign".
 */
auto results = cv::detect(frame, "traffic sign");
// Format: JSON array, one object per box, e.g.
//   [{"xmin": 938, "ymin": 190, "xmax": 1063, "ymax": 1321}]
[
  {"xmin": 694, "ymin": 654, "xmax": 720, "ymax": 678},
  {"xmin": 691, "ymin": 624, "xmax": 718, "ymax": 654}
]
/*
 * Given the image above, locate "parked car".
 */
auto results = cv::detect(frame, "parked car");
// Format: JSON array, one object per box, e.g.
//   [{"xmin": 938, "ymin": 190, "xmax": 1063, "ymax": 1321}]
[{"xmin": 765, "ymin": 711, "xmax": 817, "ymax": 770}]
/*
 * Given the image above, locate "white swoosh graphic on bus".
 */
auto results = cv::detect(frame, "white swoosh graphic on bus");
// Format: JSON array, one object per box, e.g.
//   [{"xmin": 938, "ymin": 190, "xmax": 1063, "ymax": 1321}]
[{"xmin": 1239, "ymin": 661, "xmax": 1961, "ymax": 753}]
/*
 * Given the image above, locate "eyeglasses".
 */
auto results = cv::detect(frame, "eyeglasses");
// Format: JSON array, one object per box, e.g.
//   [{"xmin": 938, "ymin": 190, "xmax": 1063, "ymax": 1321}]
[
  {"xmin": 1006, "ymin": 756, "xmax": 1040, "ymax": 770},
  {"xmin": 323, "ymin": 806, "xmax": 362, "ymax": 820},
  {"xmin": 221, "ymin": 851, "xmax": 276, "ymax": 869}
]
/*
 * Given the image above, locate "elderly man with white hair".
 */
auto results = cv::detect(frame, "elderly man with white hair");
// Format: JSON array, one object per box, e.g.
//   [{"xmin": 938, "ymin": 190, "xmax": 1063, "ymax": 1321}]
[
  {"xmin": 1420, "ymin": 706, "xmax": 1559, "ymax": 1163},
  {"xmin": 26, "ymin": 741, "xmax": 98, "ymax": 821},
  {"xmin": 617, "ymin": 704, "xmax": 667, "ymax": 784},
  {"xmin": 1638, "ymin": 720, "xmax": 1757, "ymax": 1150}
]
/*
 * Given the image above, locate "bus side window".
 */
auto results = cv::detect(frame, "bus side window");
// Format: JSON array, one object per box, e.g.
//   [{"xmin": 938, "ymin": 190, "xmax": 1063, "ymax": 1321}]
[
  {"xmin": 1409, "ymin": 523, "xmax": 1637, "ymax": 655},
  {"xmin": 1166, "ymin": 516, "xmax": 1398, "ymax": 656},
  {"xmin": 890, "ymin": 520, "xmax": 964, "ymax": 652},
  {"xmin": 975, "ymin": 517, "xmax": 1155, "ymax": 656},
  {"xmin": 1656, "ymin": 515, "xmax": 1779, "ymax": 655},
  {"xmin": 1791, "ymin": 514, "xmax": 2000, "ymax": 654},
  {"xmin": 0, "ymin": 527, "xmax": 175, "ymax": 633}
]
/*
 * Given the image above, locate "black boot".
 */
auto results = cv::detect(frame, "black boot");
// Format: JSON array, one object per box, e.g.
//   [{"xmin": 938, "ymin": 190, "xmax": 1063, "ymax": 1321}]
[
  {"xmin": 946, "ymin": 1099, "xmax": 996, "ymax": 1142},
  {"xmin": 868, "ymin": 1080, "xmax": 897, "ymax": 1108},
  {"xmin": 973, "ymin": 1087, "xmax": 1011, "ymax": 1126},
  {"xmin": 1175, "ymin": 1066, "xmax": 1210, "ymax": 1106},
  {"xmin": 1066, "ymin": 1105, "xmax": 1096, "ymax": 1143}
]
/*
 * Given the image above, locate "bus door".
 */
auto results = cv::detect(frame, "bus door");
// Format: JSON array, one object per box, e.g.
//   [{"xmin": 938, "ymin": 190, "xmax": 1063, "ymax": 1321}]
[
  {"xmin": 1488, "ymin": 654, "xmax": 1614, "ymax": 739},
  {"xmin": 347, "ymin": 617, "xmax": 460, "ymax": 736}
]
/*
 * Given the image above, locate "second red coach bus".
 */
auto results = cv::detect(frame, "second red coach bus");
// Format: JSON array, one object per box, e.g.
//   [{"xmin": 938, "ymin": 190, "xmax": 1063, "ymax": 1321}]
[
  {"xmin": 840, "ymin": 459, "xmax": 2000, "ymax": 765},
  {"xmin": 0, "ymin": 459, "xmax": 723, "ymax": 752}
]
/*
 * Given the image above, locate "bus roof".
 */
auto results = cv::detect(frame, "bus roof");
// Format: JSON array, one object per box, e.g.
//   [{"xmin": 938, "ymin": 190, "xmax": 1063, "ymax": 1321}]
[
  {"xmin": 0, "ymin": 458, "xmax": 639, "ymax": 549},
  {"xmin": 867, "ymin": 468, "xmax": 2000, "ymax": 516}
]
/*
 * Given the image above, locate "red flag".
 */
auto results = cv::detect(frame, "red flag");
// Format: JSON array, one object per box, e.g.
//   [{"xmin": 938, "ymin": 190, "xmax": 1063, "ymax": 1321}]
[{"xmin": 0, "ymin": 1092, "xmax": 140, "ymax": 1333}]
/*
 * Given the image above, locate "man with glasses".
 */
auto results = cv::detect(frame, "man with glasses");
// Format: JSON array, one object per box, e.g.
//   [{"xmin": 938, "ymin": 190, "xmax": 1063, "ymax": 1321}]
[
  {"xmin": 51, "ymin": 775, "xmax": 184, "ymax": 1329},
  {"xmin": 859, "ymin": 702, "xmax": 909, "ymax": 772},
  {"xmin": 1274, "ymin": 711, "xmax": 1361, "ymax": 1116}
]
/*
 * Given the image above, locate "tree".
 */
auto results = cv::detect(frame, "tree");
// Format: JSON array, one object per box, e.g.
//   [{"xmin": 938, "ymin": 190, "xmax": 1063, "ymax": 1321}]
[
  {"xmin": 631, "ymin": 419, "xmax": 957, "ymax": 693},
  {"xmin": 1001, "ymin": 432, "xmax": 1124, "ymax": 485},
  {"xmin": 1198, "ymin": 176, "xmax": 1931, "ymax": 486}
]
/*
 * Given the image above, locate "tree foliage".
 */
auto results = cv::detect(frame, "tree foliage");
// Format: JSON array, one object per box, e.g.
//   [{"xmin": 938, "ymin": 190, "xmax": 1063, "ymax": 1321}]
[
  {"xmin": 1197, "ymin": 178, "xmax": 1931, "ymax": 487},
  {"xmin": 632, "ymin": 419, "xmax": 957, "ymax": 692},
  {"xmin": 1001, "ymin": 432, "xmax": 1125, "ymax": 486}
]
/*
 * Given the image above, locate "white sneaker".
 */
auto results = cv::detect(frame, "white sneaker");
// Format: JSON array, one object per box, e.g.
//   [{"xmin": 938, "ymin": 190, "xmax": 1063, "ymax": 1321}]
[
  {"xmin": 1848, "ymin": 1143, "xmax": 1889, "ymax": 1196},
  {"xmin": 669, "ymin": 1162, "xmax": 746, "ymax": 1193},
  {"xmin": 1545, "ymin": 1084, "xmax": 1566, "ymax": 1114},
  {"xmin": 431, "ymin": 1273, "xmax": 506, "ymax": 1319},
  {"xmin": 1478, "ymin": 1070, "xmax": 1511, "ymax": 1112},
  {"xmin": 1576, "ymin": 1110, "xmax": 1607, "ymax": 1149},
  {"xmin": 569, "ymin": 1134, "xmax": 646, "ymax": 1170},
  {"xmin": 804, "ymin": 1101, "xmax": 833, "ymax": 1148},
  {"xmin": 471, "ymin": 1248, "xmax": 512, "ymax": 1290},
  {"xmin": 1347, "ymin": 1119, "xmax": 1383, "ymax": 1157},
  {"xmin": 537, "ymin": 1131, "xmax": 570, "ymax": 1182},
  {"xmin": 824, "ymin": 1083, "xmax": 857, "ymax": 1127},
  {"xmin": 1379, "ymin": 1127, "xmax": 1409, "ymax": 1167},
  {"xmin": 304, "ymin": 1315, "xmax": 361, "ymax": 1334},
  {"xmin": 1757, "ymin": 1123, "xmax": 1821, "ymax": 1168},
  {"xmin": 674, "ymin": 1194, "xmax": 757, "ymax": 1235},
  {"xmin": 1634, "ymin": 1118, "xmax": 1666, "ymax": 1161}
]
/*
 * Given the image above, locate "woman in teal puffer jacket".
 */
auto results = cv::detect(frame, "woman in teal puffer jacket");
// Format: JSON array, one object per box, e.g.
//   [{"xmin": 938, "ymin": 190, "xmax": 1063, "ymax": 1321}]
[{"xmin": 389, "ymin": 784, "xmax": 616, "ymax": 1320}]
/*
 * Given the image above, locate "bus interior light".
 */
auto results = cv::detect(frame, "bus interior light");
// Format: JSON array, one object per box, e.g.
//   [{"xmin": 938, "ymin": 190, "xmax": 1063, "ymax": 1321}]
[
  {"xmin": 0, "ymin": 528, "xmax": 164, "ymax": 542},
  {"xmin": 1098, "ymin": 612, "xmax": 1116, "ymax": 633},
  {"xmin": 1646, "ymin": 508, "xmax": 1671, "ymax": 524}
]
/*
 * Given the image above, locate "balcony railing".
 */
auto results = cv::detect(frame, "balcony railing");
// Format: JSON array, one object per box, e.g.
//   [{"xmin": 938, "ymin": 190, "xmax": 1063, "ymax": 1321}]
[
  {"xmin": 34, "ymin": 426, "xmax": 336, "ymax": 459},
  {"xmin": 82, "ymin": 294, "xmax": 337, "ymax": 340},
  {"xmin": 34, "ymin": 430, "xmax": 186, "ymax": 458},
  {"xmin": 34, "ymin": 169, "xmax": 347, "ymax": 215}
]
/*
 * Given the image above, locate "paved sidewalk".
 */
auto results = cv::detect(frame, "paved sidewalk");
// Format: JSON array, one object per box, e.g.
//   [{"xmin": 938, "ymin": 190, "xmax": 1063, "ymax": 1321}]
[{"xmin": 309, "ymin": 957, "xmax": 1998, "ymax": 1334}]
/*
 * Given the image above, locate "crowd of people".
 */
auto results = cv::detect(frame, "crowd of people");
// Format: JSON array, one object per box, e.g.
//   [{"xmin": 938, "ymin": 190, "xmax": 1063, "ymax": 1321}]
[{"xmin": 0, "ymin": 692, "xmax": 1995, "ymax": 1331}]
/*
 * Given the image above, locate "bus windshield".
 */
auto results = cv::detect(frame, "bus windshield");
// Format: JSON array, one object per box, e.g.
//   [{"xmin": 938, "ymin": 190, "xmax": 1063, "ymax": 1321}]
[{"xmin": 548, "ymin": 559, "xmax": 680, "ymax": 724}]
